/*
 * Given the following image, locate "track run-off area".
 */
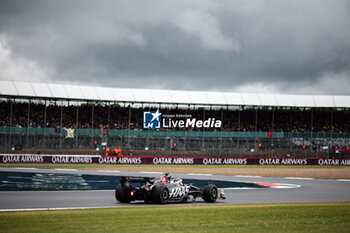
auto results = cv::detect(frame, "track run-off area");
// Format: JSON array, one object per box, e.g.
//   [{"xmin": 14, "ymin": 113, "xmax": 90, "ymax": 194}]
[{"xmin": 0, "ymin": 167, "xmax": 349, "ymax": 211}]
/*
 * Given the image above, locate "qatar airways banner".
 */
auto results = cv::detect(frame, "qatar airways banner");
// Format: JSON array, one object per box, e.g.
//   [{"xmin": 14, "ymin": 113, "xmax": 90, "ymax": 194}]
[{"xmin": 1, "ymin": 154, "xmax": 350, "ymax": 166}]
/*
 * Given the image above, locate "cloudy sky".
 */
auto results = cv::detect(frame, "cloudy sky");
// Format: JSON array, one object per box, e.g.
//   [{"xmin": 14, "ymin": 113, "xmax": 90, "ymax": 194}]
[{"xmin": 0, "ymin": 0, "xmax": 350, "ymax": 95}]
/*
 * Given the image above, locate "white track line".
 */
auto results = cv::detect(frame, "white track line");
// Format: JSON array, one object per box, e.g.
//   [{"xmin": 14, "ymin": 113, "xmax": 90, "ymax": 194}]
[
  {"xmin": 233, "ymin": 175, "xmax": 262, "ymax": 178},
  {"xmin": 270, "ymin": 183, "xmax": 301, "ymax": 189},
  {"xmin": 284, "ymin": 177, "xmax": 314, "ymax": 180},
  {"xmin": 54, "ymin": 169, "xmax": 78, "ymax": 172},
  {"xmin": 186, "ymin": 173, "xmax": 213, "ymax": 176},
  {"xmin": 0, "ymin": 206, "xmax": 117, "ymax": 212},
  {"xmin": 336, "ymin": 179, "xmax": 350, "ymax": 182},
  {"xmin": 223, "ymin": 183, "xmax": 300, "ymax": 190},
  {"xmin": 13, "ymin": 167, "xmax": 37, "ymax": 170},
  {"xmin": 96, "ymin": 170, "xmax": 120, "ymax": 173},
  {"xmin": 139, "ymin": 172, "xmax": 163, "ymax": 174}
]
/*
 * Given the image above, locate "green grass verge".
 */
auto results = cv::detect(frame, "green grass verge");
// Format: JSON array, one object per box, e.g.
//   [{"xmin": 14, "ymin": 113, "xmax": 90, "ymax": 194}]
[
  {"xmin": 0, "ymin": 202, "xmax": 349, "ymax": 233},
  {"xmin": 0, "ymin": 163, "xmax": 345, "ymax": 169}
]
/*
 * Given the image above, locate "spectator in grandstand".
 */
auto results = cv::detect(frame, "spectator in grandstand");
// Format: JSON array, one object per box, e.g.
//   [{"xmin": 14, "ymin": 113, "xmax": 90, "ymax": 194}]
[{"xmin": 0, "ymin": 101, "xmax": 349, "ymax": 133}]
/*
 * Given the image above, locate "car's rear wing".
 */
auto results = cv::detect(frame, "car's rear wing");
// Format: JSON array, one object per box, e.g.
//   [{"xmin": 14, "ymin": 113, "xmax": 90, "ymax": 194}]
[{"xmin": 120, "ymin": 176, "xmax": 151, "ymax": 183}]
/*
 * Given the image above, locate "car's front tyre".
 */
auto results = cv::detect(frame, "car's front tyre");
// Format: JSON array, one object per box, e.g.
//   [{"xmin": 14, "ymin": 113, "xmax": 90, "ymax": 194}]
[{"xmin": 202, "ymin": 184, "xmax": 218, "ymax": 203}]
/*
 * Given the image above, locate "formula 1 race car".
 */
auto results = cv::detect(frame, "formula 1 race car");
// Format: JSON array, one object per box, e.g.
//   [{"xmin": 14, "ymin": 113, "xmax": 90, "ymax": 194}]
[{"xmin": 115, "ymin": 173, "xmax": 226, "ymax": 204}]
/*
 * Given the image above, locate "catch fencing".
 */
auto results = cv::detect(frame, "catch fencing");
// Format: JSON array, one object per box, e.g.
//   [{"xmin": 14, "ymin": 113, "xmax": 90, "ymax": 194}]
[{"xmin": 1, "ymin": 127, "xmax": 350, "ymax": 157}]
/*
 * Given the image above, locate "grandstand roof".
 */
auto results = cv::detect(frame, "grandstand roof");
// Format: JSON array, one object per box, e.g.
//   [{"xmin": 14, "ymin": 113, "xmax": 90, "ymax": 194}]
[{"xmin": 0, "ymin": 80, "xmax": 349, "ymax": 108}]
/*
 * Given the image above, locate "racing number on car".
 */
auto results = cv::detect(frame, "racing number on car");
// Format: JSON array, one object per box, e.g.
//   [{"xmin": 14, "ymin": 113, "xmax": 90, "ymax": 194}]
[{"xmin": 169, "ymin": 186, "xmax": 189, "ymax": 198}]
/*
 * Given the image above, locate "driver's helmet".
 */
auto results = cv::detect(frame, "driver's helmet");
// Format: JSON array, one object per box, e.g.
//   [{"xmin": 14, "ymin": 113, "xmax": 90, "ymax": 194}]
[{"xmin": 164, "ymin": 173, "xmax": 171, "ymax": 181}]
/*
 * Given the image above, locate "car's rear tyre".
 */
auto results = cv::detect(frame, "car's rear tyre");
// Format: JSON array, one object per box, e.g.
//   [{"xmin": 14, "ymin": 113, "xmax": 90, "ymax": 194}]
[
  {"xmin": 151, "ymin": 185, "xmax": 169, "ymax": 204},
  {"xmin": 202, "ymin": 184, "xmax": 218, "ymax": 203},
  {"xmin": 115, "ymin": 184, "xmax": 133, "ymax": 203}
]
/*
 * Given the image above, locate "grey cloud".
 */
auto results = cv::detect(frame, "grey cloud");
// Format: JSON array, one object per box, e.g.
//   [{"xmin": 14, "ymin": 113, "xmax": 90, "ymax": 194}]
[{"xmin": 0, "ymin": 0, "xmax": 349, "ymax": 94}]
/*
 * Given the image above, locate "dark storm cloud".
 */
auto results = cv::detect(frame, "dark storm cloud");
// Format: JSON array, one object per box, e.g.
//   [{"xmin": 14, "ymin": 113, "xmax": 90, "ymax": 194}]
[{"xmin": 0, "ymin": 0, "xmax": 350, "ymax": 94}]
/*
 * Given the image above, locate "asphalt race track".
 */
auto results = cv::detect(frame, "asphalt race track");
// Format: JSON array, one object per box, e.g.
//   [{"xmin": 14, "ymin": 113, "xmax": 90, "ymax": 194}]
[{"xmin": 0, "ymin": 167, "xmax": 350, "ymax": 211}]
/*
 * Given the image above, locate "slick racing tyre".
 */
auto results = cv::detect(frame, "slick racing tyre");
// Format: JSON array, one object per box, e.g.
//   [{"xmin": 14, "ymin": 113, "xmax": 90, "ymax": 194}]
[
  {"xmin": 151, "ymin": 185, "xmax": 169, "ymax": 204},
  {"xmin": 115, "ymin": 184, "xmax": 134, "ymax": 203},
  {"xmin": 202, "ymin": 184, "xmax": 218, "ymax": 203}
]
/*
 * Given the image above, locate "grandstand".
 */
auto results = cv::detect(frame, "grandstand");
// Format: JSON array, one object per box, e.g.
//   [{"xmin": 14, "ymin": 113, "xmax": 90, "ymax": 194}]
[{"xmin": 0, "ymin": 80, "xmax": 350, "ymax": 158}]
